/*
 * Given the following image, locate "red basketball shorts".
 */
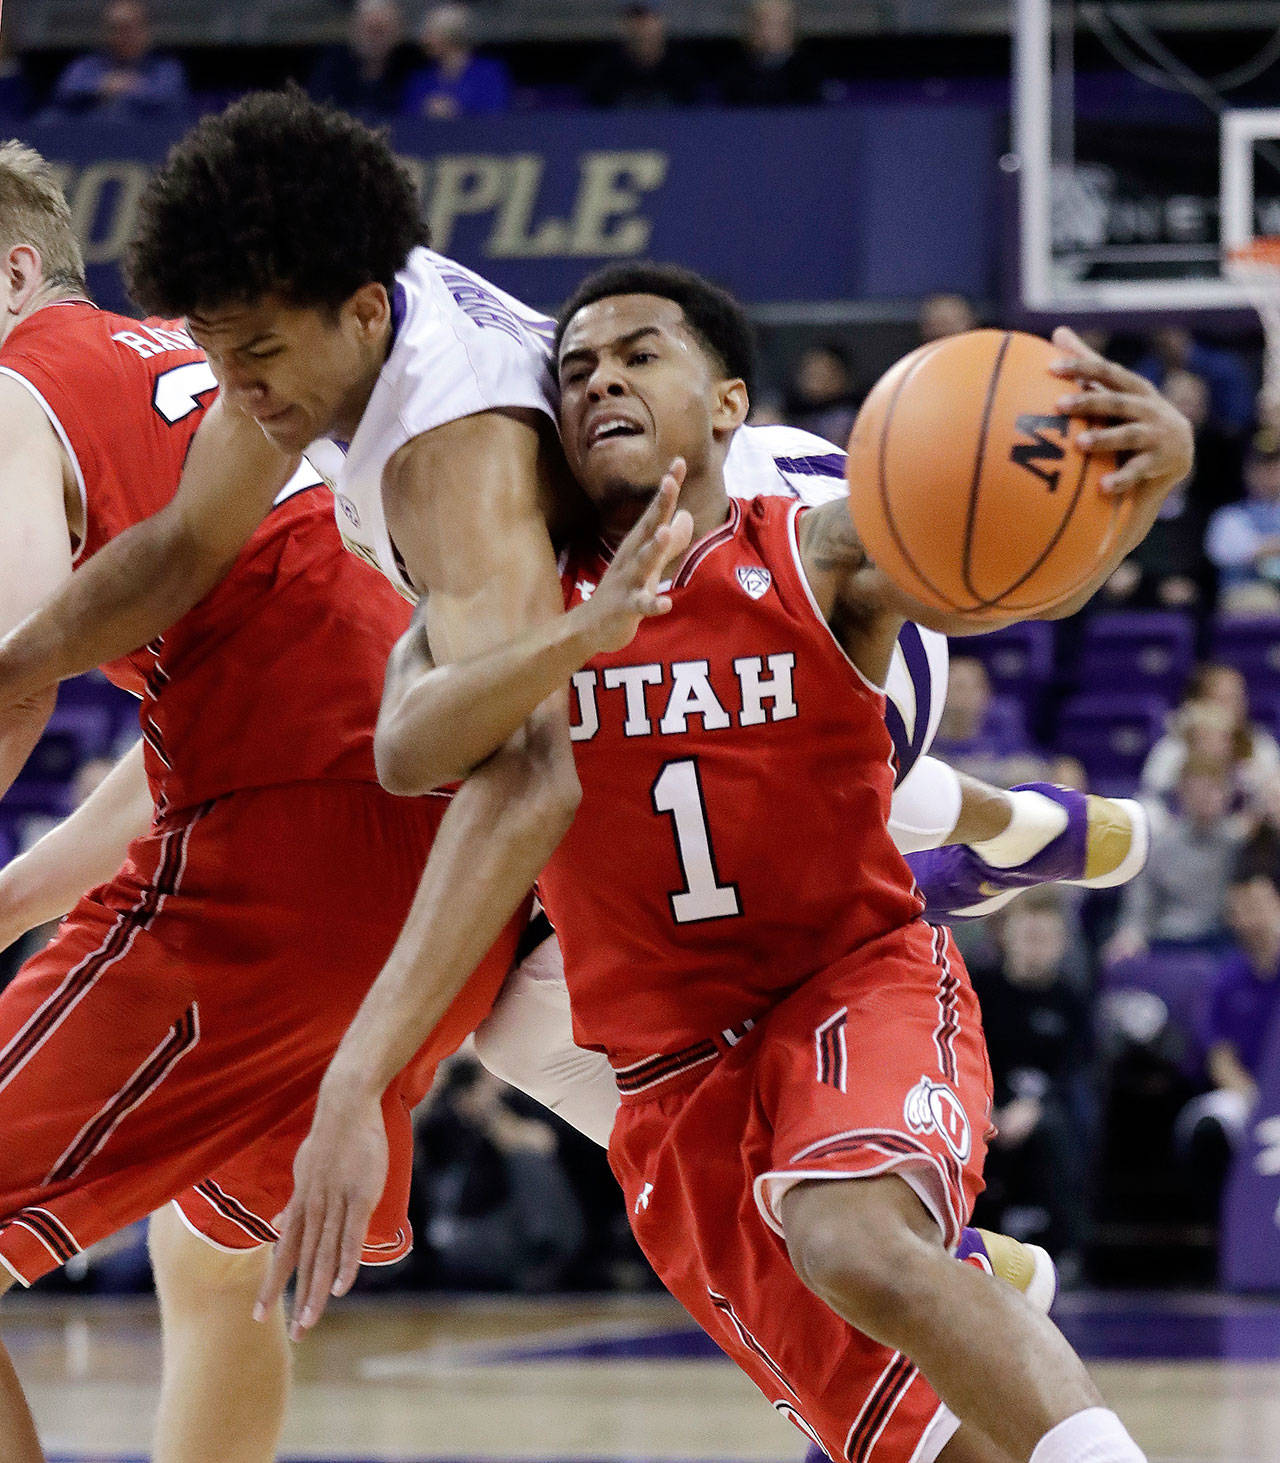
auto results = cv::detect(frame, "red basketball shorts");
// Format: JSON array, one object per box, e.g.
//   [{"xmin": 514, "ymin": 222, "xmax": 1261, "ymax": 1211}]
[
  {"xmin": 0, "ymin": 780, "xmax": 522, "ymax": 1285},
  {"xmin": 608, "ymin": 921, "xmax": 993, "ymax": 1463}
]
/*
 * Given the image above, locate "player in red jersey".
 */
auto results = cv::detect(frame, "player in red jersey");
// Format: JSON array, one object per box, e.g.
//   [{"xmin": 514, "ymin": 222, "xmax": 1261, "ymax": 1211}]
[
  {"xmin": 288, "ymin": 266, "xmax": 1190, "ymax": 1463},
  {"xmin": 0, "ymin": 141, "xmax": 523, "ymax": 1463}
]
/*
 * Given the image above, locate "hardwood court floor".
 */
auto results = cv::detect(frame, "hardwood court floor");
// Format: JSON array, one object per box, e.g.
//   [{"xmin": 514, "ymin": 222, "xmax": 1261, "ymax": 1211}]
[{"xmin": 13, "ymin": 1290, "xmax": 1280, "ymax": 1462}]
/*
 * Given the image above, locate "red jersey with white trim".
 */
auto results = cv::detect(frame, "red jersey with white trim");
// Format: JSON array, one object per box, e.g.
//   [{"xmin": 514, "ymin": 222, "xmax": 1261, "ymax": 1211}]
[
  {"xmin": 539, "ymin": 493, "xmax": 924, "ymax": 1069},
  {"xmin": 0, "ymin": 300, "xmax": 410, "ymax": 813}
]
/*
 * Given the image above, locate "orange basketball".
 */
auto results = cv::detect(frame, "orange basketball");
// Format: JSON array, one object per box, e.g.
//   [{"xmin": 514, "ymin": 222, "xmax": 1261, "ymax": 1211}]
[{"xmin": 845, "ymin": 329, "xmax": 1130, "ymax": 620}]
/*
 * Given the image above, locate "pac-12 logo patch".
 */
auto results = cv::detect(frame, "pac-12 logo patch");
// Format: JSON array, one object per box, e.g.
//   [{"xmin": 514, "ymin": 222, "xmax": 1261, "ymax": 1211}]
[
  {"xmin": 336, "ymin": 494, "xmax": 360, "ymax": 527},
  {"xmin": 736, "ymin": 565, "xmax": 772, "ymax": 599},
  {"xmin": 904, "ymin": 1075, "xmax": 972, "ymax": 1162}
]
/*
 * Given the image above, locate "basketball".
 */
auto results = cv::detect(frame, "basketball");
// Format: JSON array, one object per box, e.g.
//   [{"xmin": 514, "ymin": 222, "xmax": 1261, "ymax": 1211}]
[{"xmin": 845, "ymin": 329, "xmax": 1130, "ymax": 620}]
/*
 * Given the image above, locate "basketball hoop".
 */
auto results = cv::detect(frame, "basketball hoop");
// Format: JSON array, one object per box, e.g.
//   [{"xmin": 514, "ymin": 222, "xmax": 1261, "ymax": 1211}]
[{"xmin": 1226, "ymin": 237, "xmax": 1280, "ymax": 420}]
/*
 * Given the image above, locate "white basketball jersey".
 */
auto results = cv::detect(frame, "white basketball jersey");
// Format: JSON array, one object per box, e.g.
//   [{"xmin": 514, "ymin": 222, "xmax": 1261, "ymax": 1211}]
[
  {"xmin": 304, "ymin": 247, "xmax": 559, "ymax": 599},
  {"xmin": 726, "ymin": 423, "xmax": 949, "ymax": 784}
]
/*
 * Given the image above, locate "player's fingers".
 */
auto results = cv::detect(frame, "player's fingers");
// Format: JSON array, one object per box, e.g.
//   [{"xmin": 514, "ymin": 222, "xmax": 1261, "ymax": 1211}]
[
  {"xmin": 1100, "ymin": 452, "xmax": 1161, "ymax": 493},
  {"xmin": 295, "ymin": 1200, "xmax": 347, "ymax": 1333},
  {"xmin": 1051, "ymin": 338, "xmax": 1150, "ymax": 396},
  {"xmin": 668, "ymin": 507, "xmax": 693, "ymax": 558},
  {"xmin": 1076, "ymin": 422, "xmax": 1154, "ymax": 455},
  {"xmin": 1058, "ymin": 388, "xmax": 1153, "ymax": 421},
  {"xmin": 333, "ymin": 1202, "xmax": 369, "ymax": 1299},
  {"xmin": 288, "ymin": 1202, "xmax": 327, "ymax": 1338},
  {"xmin": 254, "ymin": 1208, "xmax": 302, "ymax": 1321}
]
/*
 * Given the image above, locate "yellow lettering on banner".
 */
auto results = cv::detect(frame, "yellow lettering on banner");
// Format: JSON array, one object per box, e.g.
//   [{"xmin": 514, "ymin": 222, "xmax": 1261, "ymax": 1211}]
[
  {"xmin": 425, "ymin": 156, "xmax": 508, "ymax": 253},
  {"xmin": 488, "ymin": 155, "xmax": 568, "ymax": 258},
  {"xmin": 66, "ymin": 161, "xmax": 149, "ymax": 265},
  {"xmin": 567, "ymin": 151, "xmax": 668, "ymax": 256}
]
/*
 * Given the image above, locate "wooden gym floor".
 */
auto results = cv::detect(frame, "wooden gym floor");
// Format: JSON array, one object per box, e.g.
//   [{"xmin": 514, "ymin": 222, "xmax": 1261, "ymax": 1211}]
[{"xmin": 13, "ymin": 1289, "xmax": 1280, "ymax": 1462}]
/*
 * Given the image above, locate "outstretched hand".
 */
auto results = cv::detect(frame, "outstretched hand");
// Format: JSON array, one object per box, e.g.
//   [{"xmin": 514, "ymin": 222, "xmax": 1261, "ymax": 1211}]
[
  {"xmin": 254, "ymin": 1077, "xmax": 388, "ymax": 1340},
  {"xmin": 1049, "ymin": 325, "xmax": 1194, "ymax": 499},
  {"xmin": 583, "ymin": 460, "xmax": 694, "ymax": 655}
]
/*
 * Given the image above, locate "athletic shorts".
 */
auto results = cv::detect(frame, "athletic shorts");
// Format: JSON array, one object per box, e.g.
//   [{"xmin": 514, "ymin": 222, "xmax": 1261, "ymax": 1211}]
[
  {"xmin": 0, "ymin": 780, "xmax": 522, "ymax": 1285},
  {"xmin": 609, "ymin": 921, "xmax": 993, "ymax": 1463}
]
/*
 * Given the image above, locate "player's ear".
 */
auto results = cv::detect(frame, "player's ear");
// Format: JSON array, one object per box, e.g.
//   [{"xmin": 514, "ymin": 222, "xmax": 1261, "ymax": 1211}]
[
  {"xmin": 345, "ymin": 281, "xmax": 390, "ymax": 341},
  {"xmin": 712, "ymin": 378, "xmax": 749, "ymax": 433}
]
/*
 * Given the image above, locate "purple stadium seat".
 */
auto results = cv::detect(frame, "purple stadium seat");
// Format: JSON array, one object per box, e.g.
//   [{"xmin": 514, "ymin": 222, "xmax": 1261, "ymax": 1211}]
[
  {"xmin": 1075, "ymin": 611, "xmax": 1195, "ymax": 699},
  {"xmin": 1209, "ymin": 615, "xmax": 1280, "ymax": 696},
  {"xmin": 45, "ymin": 703, "xmax": 114, "ymax": 759},
  {"xmin": 56, "ymin": 671, "xmax": 140, "ymax": 746},
  {"xmin": 1054, "ymin": 693, "xmax": 1169, "ymax": 794},
  {"xmin": 1102, "ymin": 949, "xmax": 1221, "ymax": 1069},
  {"xmin": 950, "ymin": 621, "xmax": 1057, "ymax": 693}
]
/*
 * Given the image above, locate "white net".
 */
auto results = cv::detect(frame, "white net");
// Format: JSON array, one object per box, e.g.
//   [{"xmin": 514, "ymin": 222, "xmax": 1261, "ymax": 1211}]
[{"xmin": 1226, "ymin": 238, "xmax": 1280, "ymax": 424}]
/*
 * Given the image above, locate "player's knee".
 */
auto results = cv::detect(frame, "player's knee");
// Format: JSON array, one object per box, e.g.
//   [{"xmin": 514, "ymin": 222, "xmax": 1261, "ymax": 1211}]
[
  {"xmin": 781, "ymin": 1178, "xmax": 936, "ymax": 1333},
  {"xmin": 149, "ymin": 1207, "xmax": 269, "ymax": 1303}
]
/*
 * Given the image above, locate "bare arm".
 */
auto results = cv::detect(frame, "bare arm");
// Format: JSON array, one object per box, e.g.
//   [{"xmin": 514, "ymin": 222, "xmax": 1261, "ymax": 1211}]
[
  {"xmin": 0, "ymin": 377, "xmax": 76, "ymax": 795},
  {"xmin": 0, "ymin": 739, "xmax": 151, "ymax": 951},
  {"xmin": 261, "ymin": 408, "xmax": 589, "ymax": 1332},
  {"xmin": 375, "ymin": 464, "xmax": 691, "ymax": 790},
  {"xmin": 0, "ymin": 395, "xmax": 297, "ymax": 706},
  {"xmin": 1207, "ymin": 1039, "xmax": 1258, "ymax": 1102}
]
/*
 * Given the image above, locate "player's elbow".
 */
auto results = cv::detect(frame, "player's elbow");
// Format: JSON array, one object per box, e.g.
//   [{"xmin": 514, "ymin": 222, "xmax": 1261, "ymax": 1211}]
[
  {"xmin": 506, "ymin": 726, "xmax": 582, "ymax": 844},
  {"xmin": 373, "ymin": 717, "xmax": 457, "ymax": 797}
]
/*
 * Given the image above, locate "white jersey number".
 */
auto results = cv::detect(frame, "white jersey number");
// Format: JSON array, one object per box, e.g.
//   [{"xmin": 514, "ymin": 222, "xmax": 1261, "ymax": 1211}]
[
  {"xmin": 651, "ymin": 758, "xmax": 741, "ymax": 924},
  {"xmin": 152, "ymin": 360, "xmax": 219, "ymax": 425}
]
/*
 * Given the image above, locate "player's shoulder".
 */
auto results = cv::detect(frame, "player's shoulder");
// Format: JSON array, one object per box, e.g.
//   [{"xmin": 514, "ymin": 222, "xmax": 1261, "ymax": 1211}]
[
  {"xmin": 726, "ymin": 423, "xmax": 849, "ymax": 506},
  {"xmin": 373, "ymin": 247, "xmax": 558, "ymax": 440},
  {"xmin": 397, "ymin": 246, "xmax": 557, "ymax": 355}
]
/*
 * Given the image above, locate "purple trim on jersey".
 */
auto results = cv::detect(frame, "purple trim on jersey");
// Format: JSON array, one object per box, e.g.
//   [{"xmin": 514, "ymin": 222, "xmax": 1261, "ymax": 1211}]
[
  {"xmin": 390, "ymin": 281, "xmax": 408, "ymax": 341},
  {"xmin": 773, "ymin": 452, "xmax": 848, "ymax": 479},
  {"xmin": 890, "ymin": 622, "xmax": 934, "ymax": 787}
]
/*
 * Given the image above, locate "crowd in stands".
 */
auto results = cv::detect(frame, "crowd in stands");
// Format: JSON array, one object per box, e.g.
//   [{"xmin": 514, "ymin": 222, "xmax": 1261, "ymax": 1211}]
[{"xmin": 3, "ymin": 0, "xmax": 925, "ymax": 122}]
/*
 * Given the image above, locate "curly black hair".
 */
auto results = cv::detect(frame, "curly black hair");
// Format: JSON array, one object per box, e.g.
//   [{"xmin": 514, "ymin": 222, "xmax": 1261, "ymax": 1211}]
[
  {"xmin": 125, "ymin": 87, "xmax": 429, "ymax": 318},
  {"xmin": 556, "ymin": 263, "xmax": 757, "ymax": 400}
]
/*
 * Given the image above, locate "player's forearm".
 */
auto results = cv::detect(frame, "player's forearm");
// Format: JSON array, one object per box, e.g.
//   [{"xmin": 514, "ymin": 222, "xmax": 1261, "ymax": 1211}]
[
  {"xmin": 377, "ymin": 605, "xmax": 603, "ymax": 792},
  {"xmin": 329, "ymin": 698, "xmax": 581, "ymax": 1098},
  {"xmin": 0, "ymin": 688, "xmax": 57, "ymax": 804},
  {"xmin": 0, "ymin": 511, "xmax": 231, "ymax": 702},
  {"xmin": 0, "ymin": 739, "xmax": 151, "ymax": 947}
]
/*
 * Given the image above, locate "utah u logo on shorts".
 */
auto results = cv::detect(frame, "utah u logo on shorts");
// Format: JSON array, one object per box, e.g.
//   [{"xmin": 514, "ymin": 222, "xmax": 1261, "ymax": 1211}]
[{"xmin": 904, "ymin": 1075, "xmax": 972, "ymax": 1162}]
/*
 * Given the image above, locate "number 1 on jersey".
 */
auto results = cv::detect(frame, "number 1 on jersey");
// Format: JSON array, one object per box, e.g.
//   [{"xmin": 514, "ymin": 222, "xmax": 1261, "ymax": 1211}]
[{"xmin": 651, "ymin": 758, "xmax": 741, "ymax": 924}]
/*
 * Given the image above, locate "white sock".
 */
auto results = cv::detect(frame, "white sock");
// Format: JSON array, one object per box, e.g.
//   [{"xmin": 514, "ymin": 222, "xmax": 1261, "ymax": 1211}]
[
  {"xmin": 969, "ymin": 789, "xmax": 1069, "ymax": 869},
  {"xmin": 1029, "ymin": 1408, "xmax": 1148, "ymax": 1463}
]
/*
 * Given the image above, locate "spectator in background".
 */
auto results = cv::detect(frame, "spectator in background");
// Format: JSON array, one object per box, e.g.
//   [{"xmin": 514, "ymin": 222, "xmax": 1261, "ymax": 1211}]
[
  {"xmin": 1174, "ymin": 861, "xmax": 1280, "ymax": 1194},
  {"xmin": 1140, "ymin": 664, "xmax": 1280, "ymax": 810},
  {"xmin": 416, "ymin": 1056, "xmax": 585, "ymax": 1292},
  {"xmin": 403, "ymin": 4, "xmax": 511, "ymax": 120},
  {"xmin": 918, "ymin": 291, "xmax": 978, "ymax": 344},
  {"xmin": 931, "ymin": 655, "xmax": 1033, "ymax": 785},
  {"xmin": 969, "ymin": 890, "xmax": 1093, "ymax": 1283},
  {"xmin": 782, "ymin": 340, "xmax": 861, "ymax": 446},
  {"xmin": 48, "ymin": 0, "xmax": 189, "ymax": 122},
  {"xmin": 1206, "ymin": 434, "xmax": 1280, "ymax": 616},
  {"xmin": 1102, "ymin": 369, "xmax": 1226, "ymax": 616},
  {"xmin": 1134, "ymin": 327, "xmax": 1255, "ymax": 441},
  {"xmin": 0, "ymin": 33, "xmax": 30, "ymax": 118},
  {"xmin": 720, "ymin": 0, "xmax": 823, "ymax": 107},
  {"xmin": 309, "ymin": 0, "xmax": 419, "ymax": 120},
  {"xmin": 583, "ymin": 2, "xmax": 700, "ymax": 109},
  {"xmin": 1107, "ymin": 757, "xmax": 1244, "ymax": 962}
]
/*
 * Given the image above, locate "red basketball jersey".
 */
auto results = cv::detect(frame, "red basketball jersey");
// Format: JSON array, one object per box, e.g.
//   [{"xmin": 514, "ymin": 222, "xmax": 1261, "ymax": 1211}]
[
  {"xmin": 0, "ymin": 301, "xmax": 410, "ymax": 812},
  {"xmin": 540, "ymin": 494, "xmax": 925, "ymax": 1068}
]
